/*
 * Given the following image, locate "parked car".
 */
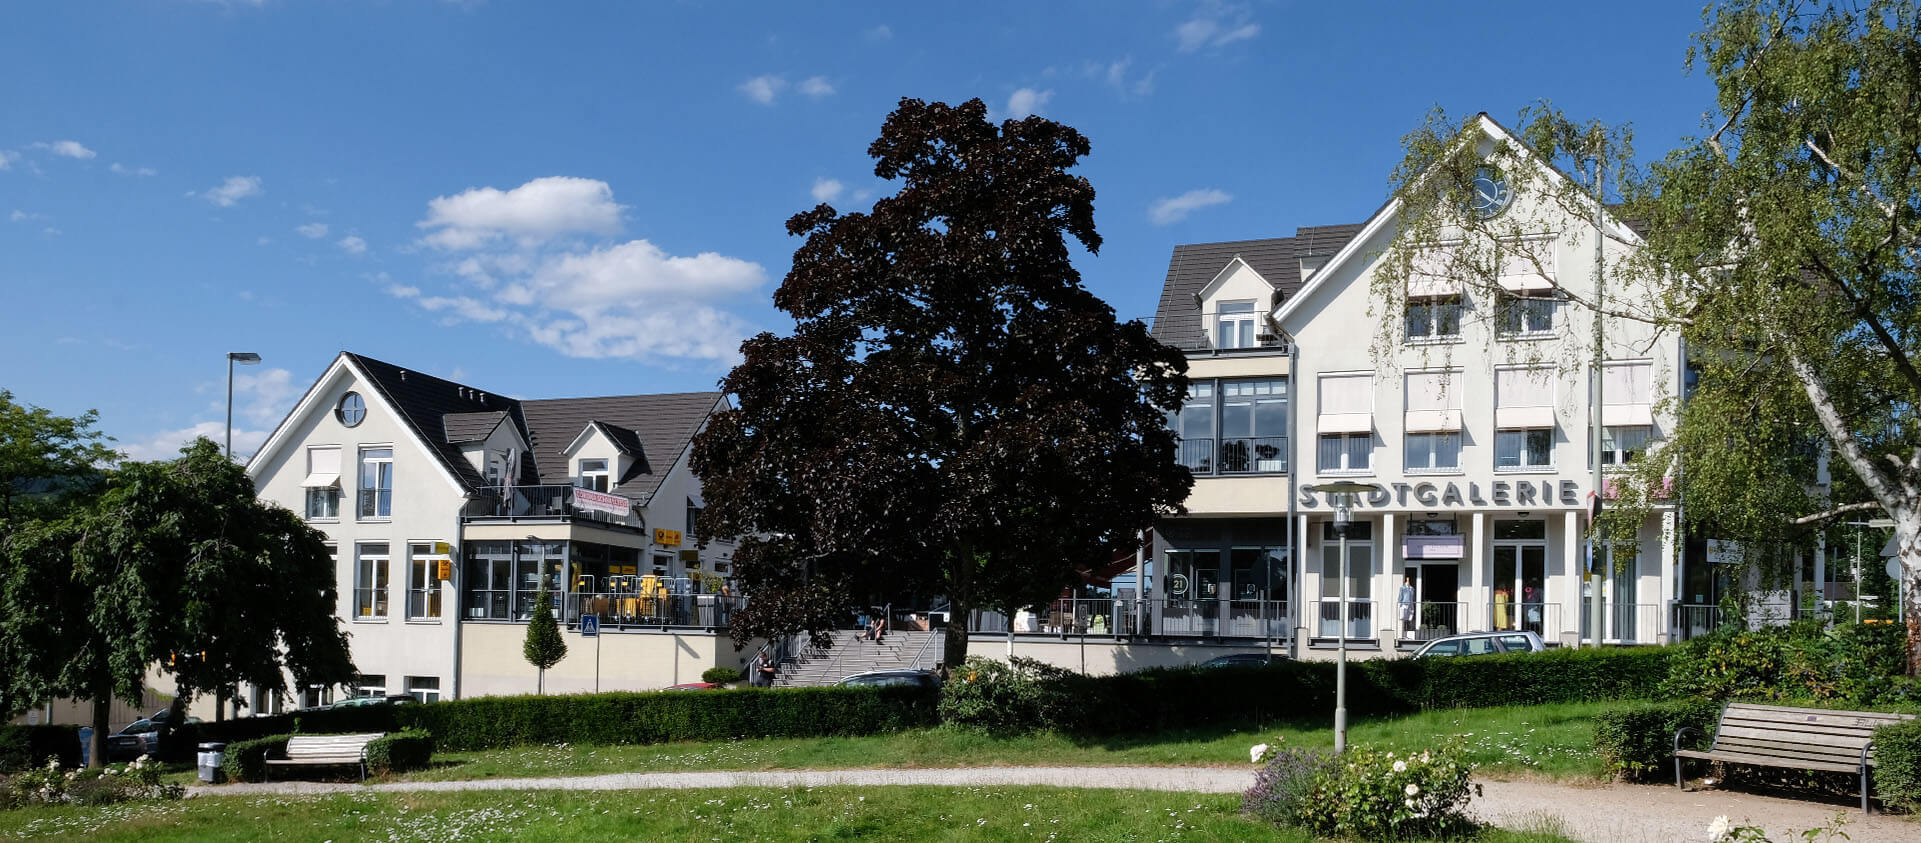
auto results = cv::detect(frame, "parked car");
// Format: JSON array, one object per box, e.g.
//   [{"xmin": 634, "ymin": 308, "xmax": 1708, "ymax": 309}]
[
  {"xmin": 106, "ymin": 719, "xmax": 159, "ymax": 761},
  {"xmin": 327, "ymin": 694, "xmax": 419, "ymax": 709},
  {"xmin": 665, "ymin": 682, "xmax": 721, "ymax": 691},
  {"xmin": 1198, "ymin": 653, "xmax": 1290, "ymax": 669},
  {"xmin": 1410, "ymin": 630, "xmax": 1547, "ymax": 658},
  {"xmin": 837, "ymin": 669, "xmax": 942, "ymax": 690}
]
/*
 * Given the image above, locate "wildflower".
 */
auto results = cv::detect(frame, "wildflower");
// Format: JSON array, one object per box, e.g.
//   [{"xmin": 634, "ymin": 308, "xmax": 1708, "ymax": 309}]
[
  {"xmin": 1405, "ymin": 783, "xmax": 1420, "ymax": 797},
  {"xmin": 1392, "ymin": 760, "xmax": 1407, "ymax": 772},
  {"xmin": 1707, "ymin": 815, "xmax": 1731, "ymax": 841},
  {"xmin": 1250, "ymin": 743, "xmax": 1270, "ymax": 763}
]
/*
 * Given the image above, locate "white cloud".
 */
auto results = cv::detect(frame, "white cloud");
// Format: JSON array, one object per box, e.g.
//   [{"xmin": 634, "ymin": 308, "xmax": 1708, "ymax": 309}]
[
  {"xmin": 418, "ymin": 176, "xmax": 623, "ymax": 250},
  {"xmin": 1149, "ymin": 188, "xmax": 1233, "ymax": 225},
  {"xmin": 124, "ymin": 366, "xmax": 296, "ymax": 461},
  {"xmin": 1003, "ymin": 88, "xmax": 1053, "ymax": 120},
  {"xmin": 8, "ymin": 209, "xmax": 43, "ymax": 223},
  {"xmin": 865, "ymin": 24, "xmax": 892, "ymax": 40},
  {"xmin": 418, "ymin": 295, "xmax": 509, "ymax": 323},
  {"xmin": 34, "ymin": 140, "xmax": 96, "ymax": 160},
  {"xmin": 337, "ymin": 234, "xmax": 367, "ymax": 254},
  {"xmin": 386, "ymin": 284, "xmax": 421, "ymax": 298},
  {"xmin": 109, "ymin": 162, "xmax": 156, "ymax": 176},
  {"xmin": 201, "ymin": 175, "xmax": 264, "ymax": 207},
  {"xmin": 232, "ymin": 367, "xmax": 296, "ymax": 426},
  {"xmin": 738, "ymin": 74, "xmax": 786, "ymax": 105},
  {"xmin": 811, "ymin": 177, "xmax": 844, "ymax": 203},
  {"xmin": 797, "ymin": 76, "xmax": 835, "ymax": 98},
  {"xmin": 1175, "ymin": 3, "xmax": 1261, "ymax": 52},
  {"xmin": 295, "ymin": 222, "xmax": 329, "ymax": 239},
  {"xmin": 121, "ymin": 422, "xmax": 267, "ymax": 462},
  {"xmin": 0, "ymin": 150, "xmax": 16, "ymax": 170}
]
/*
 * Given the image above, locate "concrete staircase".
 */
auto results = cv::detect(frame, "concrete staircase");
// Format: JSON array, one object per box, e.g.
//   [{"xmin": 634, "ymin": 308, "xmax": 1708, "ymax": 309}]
[{"xmin": 773, "ymin": 629, "xmax": 943, "ymax": 687}]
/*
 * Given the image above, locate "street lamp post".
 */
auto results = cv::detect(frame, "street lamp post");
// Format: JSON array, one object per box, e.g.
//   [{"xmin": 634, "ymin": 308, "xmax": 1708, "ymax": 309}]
[
  {"xmin": 1317, "ymin": 480, "xmax": 1374, "ymax": 755},
  {"xmin": 1846, "ymin": 520, "xmax": 1872, "ymax": 624},
  {"xmin": 225, "ymin": 352, "xmax": 262, "ymax": 460}
]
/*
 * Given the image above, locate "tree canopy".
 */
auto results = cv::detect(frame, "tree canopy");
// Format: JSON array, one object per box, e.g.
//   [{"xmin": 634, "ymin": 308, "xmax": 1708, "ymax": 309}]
[
  {"xmin": 691, "ymin": 98, "xmax": 1193, "ymax": 667},
  {"xmin": 0, "ymin": 390, "xmax": 117, "ymax": 523}
]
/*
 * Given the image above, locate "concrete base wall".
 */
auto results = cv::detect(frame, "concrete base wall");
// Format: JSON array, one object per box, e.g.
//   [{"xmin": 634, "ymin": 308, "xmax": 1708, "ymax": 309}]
[
  {"xmin": 964, "ymin": 637, "xmax": 1286, "ymax": 675},
  {"xmin": 455, "ymin": 622, "xmax": 758, "ymax": 696}
]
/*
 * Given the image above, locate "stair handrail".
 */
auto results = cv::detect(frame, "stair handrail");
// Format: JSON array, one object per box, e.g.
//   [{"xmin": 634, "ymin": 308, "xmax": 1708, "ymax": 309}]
[{"xmin": 908, "ymin": 626, "xmax": 941, "ymax": 670}]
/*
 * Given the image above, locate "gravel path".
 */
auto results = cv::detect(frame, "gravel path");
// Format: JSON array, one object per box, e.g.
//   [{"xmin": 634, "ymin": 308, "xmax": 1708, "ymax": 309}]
[{"xmin": 192, "ymin": 767, "xmax": 1919, "ymax": 842}]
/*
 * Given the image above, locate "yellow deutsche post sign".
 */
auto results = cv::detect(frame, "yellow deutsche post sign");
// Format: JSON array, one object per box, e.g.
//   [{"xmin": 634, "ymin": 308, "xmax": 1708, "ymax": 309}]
[{"xmin": 654, "ymin": 528, "xmax": 682, "ymax": 547}]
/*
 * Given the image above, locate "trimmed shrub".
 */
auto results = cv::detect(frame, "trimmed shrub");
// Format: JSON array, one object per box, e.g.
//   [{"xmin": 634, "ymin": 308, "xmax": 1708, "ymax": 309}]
[
  {"xmin": 1593, "ymin": 699, "xmax": 1721, "ymax": 782},
  {"xmin": 221, "ymin": 734, "xmax": 291, "ymax": 784},
  {"xmin": 395, "ymin": 685, "xmax": 937, "ymax": 752},
  {"xmin": 1243, "ymin": 745, "xmax": 1339, "ymax": 827},
  {"xmin": 1660, "ymin": 621, "xmax": 1907, "ymax": 705},
  {"xmin": 1404, "ymin": 646, "xmax": 1672, "ymax": 709},
  {"xmin": 1874, "ymin": 717, "xmax": 1921, "ymax": 812},
  {"xmin": 1288, "ymin": 744, "xmax": 1479, "ymax": 839},
  {"xmin": 0, "ymin": 725, "xmax": 81, "ymax": 772},
  {"xmin": 365, "ymin": 729, "xmax": 434, "ymax": 775},
  {"xmin": 701, "ymin": 666, "xmax": 743, "ymax": 685}
]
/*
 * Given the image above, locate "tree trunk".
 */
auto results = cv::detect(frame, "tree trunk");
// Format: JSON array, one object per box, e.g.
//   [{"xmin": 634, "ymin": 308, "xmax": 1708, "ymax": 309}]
[
  {"xmin": 1899, "ymin": 520, "xmax": 1920, "ymax": 677},
  {"xmin": 943, "ymin": 595, "xmax": 971, "ymax": 670},
  {"xmin": 88, "ymin": 696, "xmax": 108, "ymax": 770},
  {"xmin": 537, "ymin": 667, "xmax": 544, "ymax": 696},
  {"xmin": 214, "ymin": 686, "xmax": 226, "ymax": 722}
]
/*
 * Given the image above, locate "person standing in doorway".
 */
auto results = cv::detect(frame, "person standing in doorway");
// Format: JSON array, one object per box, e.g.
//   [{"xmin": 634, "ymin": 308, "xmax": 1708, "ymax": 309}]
[{"xmin": 1398, "ymin": 575, "xmax": 1417, "ymax": 639}]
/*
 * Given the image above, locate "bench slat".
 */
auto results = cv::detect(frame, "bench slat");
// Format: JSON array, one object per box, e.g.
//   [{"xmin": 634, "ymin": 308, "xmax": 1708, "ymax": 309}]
[
  {"xmin": 1725, "ymin": 703, "xmax": 1912, "ymax": 723},
  {"xmin": 1719, "ymin": 717, "xmax": 1883, "ymax": 738},
  {"xmin": 1713, "ymin": 725, "xmax": 1874, "ymax": 749},
  {"xmin": 1711, "ymin": 736, "xmax": 1872, "ymax": 760},
  {"xmin": 1677, "ymin": 749, "xmax": 1862, "ymax": 774}
]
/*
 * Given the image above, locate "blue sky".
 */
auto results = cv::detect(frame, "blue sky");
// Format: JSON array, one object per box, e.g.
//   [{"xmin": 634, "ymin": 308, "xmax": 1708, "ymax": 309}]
[{"xmin": 2, "ymin": 0, "xmax": 1713, "ymax": 461}]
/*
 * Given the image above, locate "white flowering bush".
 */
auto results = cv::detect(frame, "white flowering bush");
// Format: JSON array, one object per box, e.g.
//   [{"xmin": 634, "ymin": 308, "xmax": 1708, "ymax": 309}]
[
  {"xmin": 2, "ymin": 755, "xmax": 182, "ymax": 809},
  {"xmin": 1287, "ymin": 745, "xmax": 1479, "ymax": 840}
]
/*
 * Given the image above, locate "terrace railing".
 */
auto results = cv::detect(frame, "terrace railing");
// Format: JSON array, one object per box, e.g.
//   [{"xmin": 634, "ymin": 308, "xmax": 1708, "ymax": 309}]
[
  {"xmin": 563, "ymin": 592, "xmax": 743, "ymax": 630},
  {"xmin": 968, "ymin": 596, "xmax": 1290, "ymax": 641}
]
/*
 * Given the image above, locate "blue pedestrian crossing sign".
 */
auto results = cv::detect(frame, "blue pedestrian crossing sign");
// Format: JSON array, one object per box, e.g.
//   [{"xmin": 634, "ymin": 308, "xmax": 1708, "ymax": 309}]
[{"xmin": 581, "ymin": 614, "xmax": 600, "ymax": 637}]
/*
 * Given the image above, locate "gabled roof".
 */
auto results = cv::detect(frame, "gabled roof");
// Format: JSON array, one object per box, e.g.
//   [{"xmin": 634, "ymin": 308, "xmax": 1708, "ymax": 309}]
[
  {"xmin": 1150, "ymin": 225, "xmax": 1363, "ymax": 352},
  {"xmin": 518, "ymin": 392, "xmax": 723, "ymax": 505},
  {"xmin": 442, "ymin": 411, "xmax": 508, "ymax": 444},
  {"xmin": 344, "ymin": 353, "xmax": 532, "ymax": 493}
]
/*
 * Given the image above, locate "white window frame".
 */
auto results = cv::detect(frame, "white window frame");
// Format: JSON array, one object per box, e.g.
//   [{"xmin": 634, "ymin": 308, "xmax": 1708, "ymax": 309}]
[
  {"xmin": 357, "ymin": 446, "xmax": 394, "ymax": 520},
  {"xmin": 354, "ymin": 674, "xmax": 387, "ymax": 698},
  {"xmin": 406, "ymin": 541, "xmax": 445, "ymax": 621},
  {"xmin": 1404, "ymin": 295, "xmax": 1464, "ymax": 344},
  {"xmin": 1495, "ymin": 292, "xmax": 1561, "ymax": 339},
  {"xmin": 1494, "ymin": 428, "xmax": 1555, "ymax": 471},
  {"xmin": 1404, "ymin": 432, "xmax": 1463, "ymax": 474},
  {"xmin": 303, "ymin": 446, "xmax": 341, "ymax": 521},
  {"xmin": 1215, "ymin": 299, "xmax": 1256, "ymax": 349},
  {"xmin": 354, "ymin": 542, "xmax": 390, "ymax": 620},
  {"xmin": 1601, "ymin": 425, "xmax": 1654, "ymax": 467},
  {"xmin": 578, "ymin": 458, "xmax": 610, "ymax": 492},
  {"xmin": 405, "ymin": 676, "xmax": 441, "ymax": 704},
  {"xmin": 1317, "ymin": 432, "xmax": 1372, "ymax": 475}
]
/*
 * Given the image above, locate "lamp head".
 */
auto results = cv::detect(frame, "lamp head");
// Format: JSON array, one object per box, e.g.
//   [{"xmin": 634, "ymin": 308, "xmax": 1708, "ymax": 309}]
[
  {"xmin": 1317, "ymin": 481, "xmax": 1374, "ymax": 530},
  {"xmin": 228, "ymin": 352, "xmax": 262, "ymax": 365}
]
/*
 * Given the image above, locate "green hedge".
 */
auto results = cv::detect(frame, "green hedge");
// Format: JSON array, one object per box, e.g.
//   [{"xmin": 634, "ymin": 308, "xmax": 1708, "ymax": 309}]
[
  {"xmin": 398, "ymin": 685, "xmax": 938, "ymax": 752},
  {"xmin": 701, "ymin": 666, "xmax": 743, "ymax": 685},
  {"xmin": 0, "ymin": 725, "xmax": 81, "ymax": 772},
  {"xmin": 1404, "ymin": 646, "xmax": 1672, "ymax": 709},
  {"xmin": 1875, "ymin": 718, "xmax": 1921, "ymax": 812},
  {"xmin": 365, "ymin": 729, "xmax": 434, "ymax": 775},
  {"xmin": 1593, "ymin": 700, "xmax": 1722, "ymax": 782},
  {"xmin": 220, "ymin": 734, "xmax": 291, "ymax": 783}
]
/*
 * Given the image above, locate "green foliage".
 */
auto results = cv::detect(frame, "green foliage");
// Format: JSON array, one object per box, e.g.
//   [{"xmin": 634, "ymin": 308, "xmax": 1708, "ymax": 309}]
[
  {"xmin": 700, "ymin": 666, "xmax": 742, "ymax": 685},
  {"xmin": 1397, "ymin": 647, "xmax": 1673, "ymax": 710},
  {"xmin": 0, "ymin": 389, "xmax": 118, "ymax": 524},
  {"xmin": 522, "ymin": 584, "xmax": 567, "ymax": 691},
  {"xmin": 3, "ymin": 755, "xmax": 179, "ymax": 809},
  {"xmin": 220, "ymin": 734, "xmax": 291, "ymax": 784},
  {"xmin": 690, "ymin": 98, "xmax": 1194, "ymax": 668},
  {"xmin": 0, "ymin": 725, "xmax": 80, "ymax": 772},
  {"xmin": 1287, "ymin": 745, "xmax": 1479, "ymax": 840},
  {"xmin": 365, "ymin": 729, "xmax": 434, "ymax": 775},
  {"xmin": 1242, "ymin": 745, "xmax": 1340, "ymax": 827},
  {"xmin": 1593, "ymin": 700, "xmax": 1722, "ymax": 781},
  {"xmin": 937, "ymin": 657, "xmax": 1085, "ymax": 735},
  {"xmin": 1873, "ymin": 717, "xmax": 1921, "ymax": 812},
  {"xmin": 1661, "ymin": 621, "xmax": 1909, "ymax": 704}
]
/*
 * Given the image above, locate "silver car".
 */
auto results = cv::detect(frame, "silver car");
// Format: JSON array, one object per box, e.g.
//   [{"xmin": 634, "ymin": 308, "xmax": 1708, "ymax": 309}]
[{"xmin": 1410, "ymin": 630, "xmax": 1547, "ymax": 658}]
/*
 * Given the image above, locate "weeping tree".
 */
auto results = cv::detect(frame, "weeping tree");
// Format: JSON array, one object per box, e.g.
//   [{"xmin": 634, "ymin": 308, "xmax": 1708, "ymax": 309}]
[
  {"xmin": 1374, "ymin": 0, "xmax": 1921, "ymax": 671},
  {"xmin": 523, "ymin": 583, "xmax": 566, "ymax": 694},
  {"xmin": 691, "ymin": 98, "xmax": 1192, "ymax": 669}
]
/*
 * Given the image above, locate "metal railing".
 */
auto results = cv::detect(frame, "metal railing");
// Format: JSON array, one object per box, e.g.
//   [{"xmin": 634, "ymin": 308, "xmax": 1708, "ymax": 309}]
[
  {"xmin": 1486, "ymin": 601, "xmax": 1559, "ymax": 639},
  {"xmin": 463, "ymin": 484, "xmax": 635, "ymax": 523},
  {"xmin": 1672, "ymin": 604, "xmax": 1725, "ymax": 641},
  {"xmin": 1218, "ymin": 436, "xmax": 1287, "ymax": 474},
  {"xmin": 1403, "ymin": 601, "xmax": 1467, "ymax": 640},
  {"xmin": 1311, "ymin": 598, "xmax": 1376, "ymax": 639},
  {"xmin": 563, "ymin": 592, "xmax": 743, "ymax": 629},
  {"xmin": 1578, "ymin": 602, "xmax": 1666, "ymax": 644},
  {"xmin": 1176, "ymin": 439, "xmax": 1214, "ymax": 473},
  {"xmin": 968, "ymin": 596, "xmax": 1290, "ymax": 640}
]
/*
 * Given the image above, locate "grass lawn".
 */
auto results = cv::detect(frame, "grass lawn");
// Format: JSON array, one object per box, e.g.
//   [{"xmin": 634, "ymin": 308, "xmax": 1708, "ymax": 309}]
[
  {"xmin": 388, "ymin": 701, "xmax": 1609, "ymax": 784},
  {"xmin": 0, "ymin": 785, "xmax": 1577, "ymax": 842}
]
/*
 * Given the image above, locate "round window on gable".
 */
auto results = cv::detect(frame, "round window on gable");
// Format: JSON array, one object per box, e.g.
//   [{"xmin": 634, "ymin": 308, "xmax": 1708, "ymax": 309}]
[{"xmin": 337, "ymin": 392, "xmax": 366, "ymax": 427}]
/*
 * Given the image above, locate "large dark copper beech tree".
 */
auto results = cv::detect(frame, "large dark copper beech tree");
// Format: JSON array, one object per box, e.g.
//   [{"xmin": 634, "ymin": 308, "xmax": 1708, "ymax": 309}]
[{"xmin": 691, "ymin": 98, "xmax": 1193, "ymax": 668}]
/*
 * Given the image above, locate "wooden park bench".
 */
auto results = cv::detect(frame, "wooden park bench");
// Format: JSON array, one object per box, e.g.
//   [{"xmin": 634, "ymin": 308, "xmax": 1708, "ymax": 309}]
[
  {"xmin": 263, "ymin": 733, "xmax": 385, "ymax": 782},
  {"xmin": 1674, "ymin": 702, "xmax": 1914, "ymax": 812}
]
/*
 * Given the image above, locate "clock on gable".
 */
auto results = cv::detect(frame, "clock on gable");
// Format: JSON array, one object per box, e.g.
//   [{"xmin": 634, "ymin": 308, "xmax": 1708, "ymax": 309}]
[{"xmin": 1470, "ymin": 168, "xmax": 1513, "ymax": 219}]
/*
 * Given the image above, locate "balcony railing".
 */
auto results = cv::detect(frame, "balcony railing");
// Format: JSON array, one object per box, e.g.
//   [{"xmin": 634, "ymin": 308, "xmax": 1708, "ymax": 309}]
[
  {"xmin": 1486, "ymin": 600, "xmax": 1559, "ymax": 639},
  {"xmin": 1405, "ymin": 601, "xmax": 1467, "ymax": 640},
  {"xmin": 1311, "ymin": 598, "xmax": 1375, "ymax": 639},
  {"xmin": 1176, "ymin": 438, "xmax": 1214, "ymax": 473},
  {"xmin": 969, "ymin": 596, "xmax": 1290, "ymax": 640},
  {"xmin": 563, "ymin": 592, "xmax": 743, "ymax": 630},
  {"xmin": 1579, "ymin": 602, "xmax": 1665, "ymax": 644},
  {"xmin": 1218, "ymin": 436, "xmax": 1287, "ymax": 474},
  {"xmin": 1672, "ymin": 603, "xmax": 1726, "ymax": 641},
  {"xmin": 463, "ymin": 484, "xmax": 635, "ymax": 525}
]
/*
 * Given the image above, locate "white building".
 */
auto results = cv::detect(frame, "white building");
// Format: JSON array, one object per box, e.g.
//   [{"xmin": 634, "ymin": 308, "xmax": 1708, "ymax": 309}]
[
  {"xmin": 242, "ymin": 351, "xmax": 750, "ymax": 707},
  {"xmin": 1144, "ymin": 114, "xmax": 1688, "ymax": 658}
]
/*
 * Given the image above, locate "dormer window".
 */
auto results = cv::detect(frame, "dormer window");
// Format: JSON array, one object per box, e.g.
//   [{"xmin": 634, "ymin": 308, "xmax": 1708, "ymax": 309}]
[
  {"xmin": 1216, "ymin": 300, "xmax": 1256, "ymax": 349},
  {"xmin": 578, "ymin": 459, "xmax": 609, "ymax": 492}
]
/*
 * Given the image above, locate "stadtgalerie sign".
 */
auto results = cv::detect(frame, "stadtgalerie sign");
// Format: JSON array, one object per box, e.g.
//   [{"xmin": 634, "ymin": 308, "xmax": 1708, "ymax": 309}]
[{"xmin": 1299, "ymin": 479, "xmax": 1584, "ymax": 510}]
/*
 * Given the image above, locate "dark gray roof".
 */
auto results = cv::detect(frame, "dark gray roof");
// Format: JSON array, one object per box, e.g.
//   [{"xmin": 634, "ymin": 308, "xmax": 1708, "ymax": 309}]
[
  {"xmin": 344, "ymin": 353, "xmax": 531, "ymax": 494},
  {"xmin": 1150, "ymin": 224, "xmax": 1363, "ymax": 352},
  {"xmin": 518, "ymin": 392, "xmax": 723, "ymax": 505},
  {"xmin": 442, "ymin": 411, "xmax": 508, "ymax": 443}
]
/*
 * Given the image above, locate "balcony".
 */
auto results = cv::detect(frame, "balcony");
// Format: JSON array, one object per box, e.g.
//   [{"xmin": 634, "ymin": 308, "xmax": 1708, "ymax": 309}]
[
  {"xmin": 1176, "ymin": 436, "xmax": 1288, "ymax": 475},
  {"xmin": 462, "ymin": 484, "xmax": 640, "ymax": 529},
  {"xmin": 969, "ymin": 596, "xmax": 1291, "ymax": 641}
]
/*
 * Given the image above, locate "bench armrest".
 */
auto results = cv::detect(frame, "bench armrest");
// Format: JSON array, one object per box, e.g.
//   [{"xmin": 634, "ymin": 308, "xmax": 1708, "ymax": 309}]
[{"xmin": 1674, "ymin": 725, "xmax": 1702, "ymax": 755}]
